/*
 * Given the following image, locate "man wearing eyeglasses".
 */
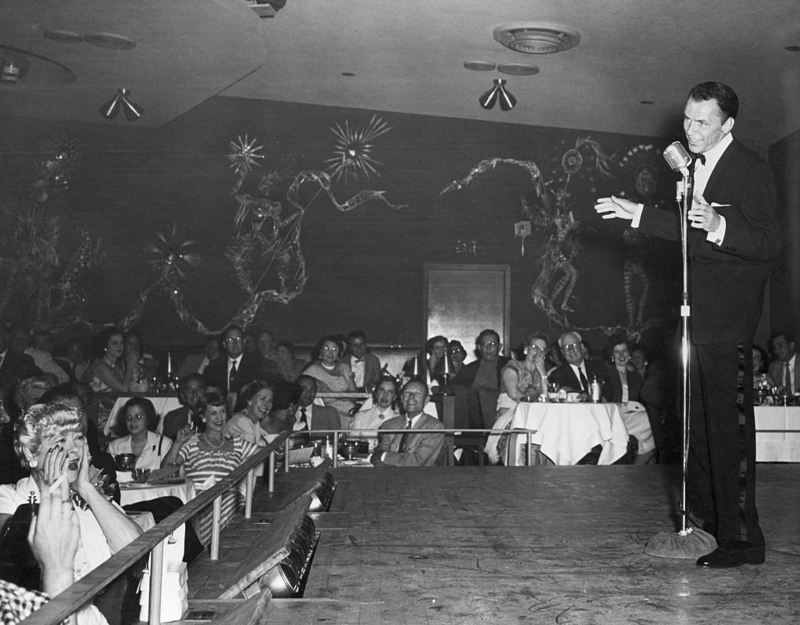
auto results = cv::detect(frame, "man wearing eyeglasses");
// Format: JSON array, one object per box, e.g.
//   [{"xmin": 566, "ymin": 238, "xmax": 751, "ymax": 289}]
[
  {"xmin": 549, "ymin": 331, "xmax": 612, "ymax": 401},
  {"xmin": 204, "ymin": 325, "xmax": 283, "ymax": 397}
]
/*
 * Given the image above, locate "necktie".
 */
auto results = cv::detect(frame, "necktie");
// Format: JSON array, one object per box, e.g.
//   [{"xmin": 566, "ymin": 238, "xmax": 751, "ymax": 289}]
[
  {"xmin": 397, "ymin": 418, "xmax": 413, "ymax": 453},
  {"xmin": 578, "ymin": 366, "xmax": 588, "ymax": 392},
  {"xmin": 228, "ymin": 360, "xmax": 237, "ymax": 391},
  {"xmin": 785, "ymin": 362, "xmax": 793, "ymax": 395},
  {"xmin": 299, "ymin": 406, "xmax": 308, "ymax": 426}
]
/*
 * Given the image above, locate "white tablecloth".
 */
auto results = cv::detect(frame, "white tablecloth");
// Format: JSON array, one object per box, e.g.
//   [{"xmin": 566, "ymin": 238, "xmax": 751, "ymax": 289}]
[
  {"xmin": 755, "ymin": 405, "xmax": 800, "ymax": 462},
  {"xmin": 104, "ymin": 395, "xmax": 183, "ymax": 436},
  {"xmin": 508, "ymin": 401, "xmax": 630, "ymax": 466},
  {"xmin": 119, "ymin": 479, "xmax": 196, "ymax": 507}
]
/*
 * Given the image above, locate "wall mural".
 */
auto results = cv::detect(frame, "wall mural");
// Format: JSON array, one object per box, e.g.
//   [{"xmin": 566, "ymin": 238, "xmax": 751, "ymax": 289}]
[
  {"xmin": 119, "ymin": 117, "xmax": 403, "ymax": 334},
  {"xmin": 441, "ymin": 139, "xmax": 671, "ymax": 342}
]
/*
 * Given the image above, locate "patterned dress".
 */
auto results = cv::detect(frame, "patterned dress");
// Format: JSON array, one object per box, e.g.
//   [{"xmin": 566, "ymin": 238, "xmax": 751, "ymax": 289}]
[
  {"xmin": 304, "ymin": 362, "xmax": 356, "ymax": 427},
  {"xmin": 178, "ymin": 435, "xmax": 258, "ymax": 545}
]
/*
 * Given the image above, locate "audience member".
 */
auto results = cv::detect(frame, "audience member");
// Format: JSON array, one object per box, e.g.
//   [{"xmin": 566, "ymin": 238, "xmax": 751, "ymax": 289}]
[
  {"xmin": 107, "ymin": 398, "xmax": 172, "ymax": 471},
  {"xmin": 0, "ymin": 323, "xmax": 41, "ymax": 395},
  {"xmin": 273, "ymin": 341, "xmax": 306, "ymax": 383},
  {"xmin": 122, "ymin": 328, "xmax": 154, "ymax": 392},
  {"xmin": 602, "ymin": 335, "xmax": 657, "ymax": 464},
  {"xmin": 160, "ymin": 390, "xmax": 258, "ymax": 545},
  {"xmin": 83, "ymin": 327, "xmax": 137, "ymax": 394},
  {"xmin": 447, "ymin": 340, "xmax": 467, "ymax": 375},
  {"xmin": 768, "ymin": 331, "xmax": 797, "ymax": 395},
  {"xmin": 55, "ymin": 339, "xmax": 90, "ymax": 384},
  {"xmin": 243, "ymin": 331, "xmax": 258, "ymax": 355},
  {"xmin": 176, "ymin": 337, "xmax": 221, "ymax": 378},
  {"xmin": 288, "ymin": 376, "xmax": 341, "ymax": 440},
  {"xmin": 350, "ymin": 377, "xmax": 399, "ymax": 450},
  {"xmin": 160, "ymin": 374, "xmax": 206, "ymax": 441},
  {"xmin": 225, "ymin": 381, "xmax": 278, "ymax": 445},
  {"xmin": 370, "ymin": 380, "xmax": 444, "ymax": 467},
  {"xmin": 304, "ymin": 336, "xmax": 357, "ymax": 427},
  {"xmin": 340, "ymin": 330, "xmax": 382, "ymax": 392},
  {"xmin": 752, "ymin": 344, "xmax": 774, "ymax": 388},
  {"xmin": 8, "ymin": 324, "xmax": 67, "ymax": 385},
  {"xmin": 203, "ymin": 325, "xmax": 283, "ymax": 397},
  {"xmin": 548, "ymin": 331, "xmax": 612, "ymax": 399},
  {"xmin": 485, "ymin": 332, "xmax": 550, "ymax": 465},
  {"xmin": 256, "ymin": 330, "xmax": 278, "ymax": 363},
  {"xmin": 0, "ymin": 404, "xmax": 141, "ymax": 585},
  {"xmin": 452, "ymin": 329, "xmax": 509, "ymax": 431}
]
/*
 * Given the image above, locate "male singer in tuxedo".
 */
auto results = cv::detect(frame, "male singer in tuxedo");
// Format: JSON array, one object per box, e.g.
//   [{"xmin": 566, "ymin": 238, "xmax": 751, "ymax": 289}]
[{"xmin": 595, "ymin": 82, "xmax": 781, "ymax": 567}]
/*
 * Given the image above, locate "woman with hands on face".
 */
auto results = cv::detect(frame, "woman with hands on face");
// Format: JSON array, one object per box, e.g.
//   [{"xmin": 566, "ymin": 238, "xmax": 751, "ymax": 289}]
[{"xmin": 0, "ymin": 404, "xmax": 141, "ymax": 581}]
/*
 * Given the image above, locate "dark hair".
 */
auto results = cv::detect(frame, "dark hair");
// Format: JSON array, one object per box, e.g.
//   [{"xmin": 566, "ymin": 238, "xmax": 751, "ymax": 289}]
[
  {"xmin": 752, "ymin": 344, "xmax": 770, "ymax": 374},
  {"xmin": 179, "ymin": 373, "xmax": 206, "ymax": 394},
  {"xmin": 770, "ymin": 330, "xmax": 795, "ymax": 346},
  {"xmin": 476, "ymin": 329, "xmax": 500, "ymax": 345},
  {"xmin": 688, "ymin": 81, "xmax": 738, "ymax": 122},
  {"xmin": 604, "ymin": 333, "xmax": 630, "ymax": 361},
  {"xmin": 196, "ymin": 389, "xmax": 227, "ymax": 431},
  {"xmin": 275, "ymin": 340, "xmax": 295, "ymax": 354},
  {"xmin": 425, "ymin": 335, "xmax": 448, "ymax": 354},
  {"xmin": 123, "ymin": 396, "xmax": 159, "ymax": 431},
  {"xmin": 235, "ymin": 380, "xmax": 273, "ymax": 412},
  {"xmin": 91, "ymin": 326, "xmax": 124, "ymax": 359},
  {"xmin": 40, "ymin": 383, "xmax": 82, "ymax": 406},
  {"xmin": 447, "ymin": 340, "xmax": 466, "ymax": 356},
  {"xmin": 314, "ymin": 335, "xmax": 344, "ymax": 360},
  {"xmin": 222, "ymin": 325, "xmax": 245, "ymax": 339},
  {"xmin": 629, "ymin": 343, "xmax": 650, "ymax": 362},
  {"xmin": 347, "ymin": 330, "xmax": 367, "ymax": 342}
]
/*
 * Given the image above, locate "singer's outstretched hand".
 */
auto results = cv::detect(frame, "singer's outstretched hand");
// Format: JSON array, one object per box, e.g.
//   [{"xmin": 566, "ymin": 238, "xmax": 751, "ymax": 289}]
[
  {"xmin": 688, "ymin": 195, "xmax": 721, "ymax": 232},
  {"xmin": 594, "ymin": 196, "xmax": 638, "ymax": 220}
]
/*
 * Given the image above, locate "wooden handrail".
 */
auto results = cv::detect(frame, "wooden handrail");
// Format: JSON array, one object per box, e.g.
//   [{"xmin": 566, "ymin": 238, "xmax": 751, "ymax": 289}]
[{"xmin": 22, "ymin": 431, "xmax": 291, "ymax": 625}]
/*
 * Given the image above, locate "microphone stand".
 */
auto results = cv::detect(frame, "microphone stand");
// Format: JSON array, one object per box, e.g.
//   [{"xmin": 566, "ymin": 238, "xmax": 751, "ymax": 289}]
[{"xmin": 676, "ymin": 172, "xmax": 693, "ymax": 538}]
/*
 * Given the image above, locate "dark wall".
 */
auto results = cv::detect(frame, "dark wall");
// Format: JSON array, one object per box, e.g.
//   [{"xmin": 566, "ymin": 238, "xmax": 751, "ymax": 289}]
[
  {"xmin": 1, "ymin": 97, "xmax": 685, "ymax": 355},
  {"xmin": 768, "ymin": 127, "xmax": 800, "ymax": 343}
]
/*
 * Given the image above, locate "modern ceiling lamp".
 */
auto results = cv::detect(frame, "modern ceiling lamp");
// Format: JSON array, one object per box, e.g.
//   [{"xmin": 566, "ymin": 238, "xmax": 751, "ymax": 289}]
[
  {"xmin": 101, "ymin": 88, "xmax": 143, "ymax": 121},
  {"xmin": 479, "ymin": 78, "xmax": 516, "ymax": 111}
]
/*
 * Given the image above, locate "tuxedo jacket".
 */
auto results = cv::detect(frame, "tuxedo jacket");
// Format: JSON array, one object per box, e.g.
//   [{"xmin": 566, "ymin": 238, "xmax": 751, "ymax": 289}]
[
  {"xmin": 549, "ymin": 359, "xmax": 612, "ymax": 400},
  {"xmin": 639, "ymin": 138, "xmax": 780, "ymax": 344},
  {"xmin": 0, "ymin": 351, "xmax": 41, "ymax": 394},
  {"xmin": 376, "ymin": 413, "xmax": 444, "ymax": 467},
  {"xmin": 203, "ymin": 352, "xmax": 283, "ymax": 395},
  {"xmin": 339, "ymin": 352, "xmax": 382, "ymax": 390}
]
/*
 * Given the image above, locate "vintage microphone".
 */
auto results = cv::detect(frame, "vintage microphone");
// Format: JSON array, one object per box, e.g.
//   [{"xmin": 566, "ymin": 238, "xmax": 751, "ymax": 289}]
[{"xmin": 645, "ymin": 143, "xmax": 717, "ymax": 558}]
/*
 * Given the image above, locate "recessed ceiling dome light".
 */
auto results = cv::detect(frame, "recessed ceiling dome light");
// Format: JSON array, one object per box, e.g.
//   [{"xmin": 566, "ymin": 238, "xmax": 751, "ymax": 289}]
[
  {"xmin": 493, "ymin": 23, "xmax": 581, "ymax": 55},
  {"xmin": 464, "ymin": 61, "xmax": 496, "ymax": 71},
  {"xmin": 84, "ymin": 32, "xmax": 136, "ymax": 50},
  {"xmin": 497, "ymin": 62, "xmax": 539, "ymax": 76}
]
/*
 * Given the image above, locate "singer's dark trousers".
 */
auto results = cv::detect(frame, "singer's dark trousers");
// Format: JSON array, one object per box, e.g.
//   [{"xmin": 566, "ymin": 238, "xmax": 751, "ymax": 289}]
[{"xmin": 686, "ymin": 341, "xmax": 764, "ymax": 545}]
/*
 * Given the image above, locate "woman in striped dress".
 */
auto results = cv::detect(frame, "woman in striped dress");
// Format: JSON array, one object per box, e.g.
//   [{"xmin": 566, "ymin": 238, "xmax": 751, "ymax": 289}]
[{"xmin": 161, "ymin": 390, "xmax": 258, "ymax": 545}]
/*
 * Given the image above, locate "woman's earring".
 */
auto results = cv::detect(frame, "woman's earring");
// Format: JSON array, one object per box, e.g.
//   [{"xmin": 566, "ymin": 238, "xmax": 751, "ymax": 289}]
[{"xmin": 29, "ymin": 459, "xmax": 38, "ymax": 468}]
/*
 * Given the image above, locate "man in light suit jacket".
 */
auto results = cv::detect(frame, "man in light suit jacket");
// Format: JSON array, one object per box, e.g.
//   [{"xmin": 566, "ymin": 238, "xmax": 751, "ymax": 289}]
[
  {"xmin": 595, "ymin": 82, "xmax": 780, "ymax": 568},
  {"xmin": 371, "ymin": 380, "xmax": 444, "ymax": 467}
]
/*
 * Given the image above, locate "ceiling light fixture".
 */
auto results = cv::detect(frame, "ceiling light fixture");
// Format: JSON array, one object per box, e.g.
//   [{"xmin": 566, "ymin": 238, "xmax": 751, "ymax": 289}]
[
  {"xmin": 479, "ymin": 78, "xmax": 516, "ymax": 111},
  {"xmin": 101, "ymin": 88, "xmax": 143, "ymax": 121},
  {"xmin": 0, "ymin": 53, "xmax": 30, "ymax": 84}
]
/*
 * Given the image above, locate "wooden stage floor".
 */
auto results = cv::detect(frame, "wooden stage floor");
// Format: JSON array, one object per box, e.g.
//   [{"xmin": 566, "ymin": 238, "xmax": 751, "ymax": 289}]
[{"xmin": 190, "ymin": 465, "xmax": 800, "ymax": 624}]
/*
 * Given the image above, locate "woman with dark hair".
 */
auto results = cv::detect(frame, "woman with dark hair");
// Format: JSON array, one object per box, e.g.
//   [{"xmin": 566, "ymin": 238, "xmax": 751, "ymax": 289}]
[
  {"xmin": 274, "ymin": 340, "xmax": 306, "ymax": 382},
  {"xmin": 447, "ymin": 340, "xmax": 467, "ymax": 375},
  {"xmin": 83, "ymin": 327, "xmax": 138, "ymax": 394},
  {"xmin": 752, "ymin": 344, "xmax": 774, "ymax": 389},
  {"xmin": 160, "ymin": 390, "xmax": 258, "ymax": 544},
  {"xmin": 107, "ymin": 397, "xmax": 172, "ymax": 471},
  {"xmin": 304, "ymin": 335, "xmax": 357, "ymax": 427}
]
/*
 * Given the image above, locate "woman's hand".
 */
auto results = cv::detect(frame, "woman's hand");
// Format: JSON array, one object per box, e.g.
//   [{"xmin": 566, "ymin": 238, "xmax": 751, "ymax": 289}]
[
  {"xmin": 175, "ymin": 424, "xmax": 193, "ymax": 447},
  {"xmin": 72, "ymin": 442, "xmax": 94, "ymax": 498},
  {"xmin": 28, "ymin": 478, "xmax": 79, "ymax": 597},
  {"xmin": 37, "ymin": 444, "xmax": 68, "ymax": 487}
]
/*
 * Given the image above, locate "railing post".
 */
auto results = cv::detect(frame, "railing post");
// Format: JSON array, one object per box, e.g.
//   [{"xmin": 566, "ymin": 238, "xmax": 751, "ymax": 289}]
[
  {"xmin": 332, "ymin": 431, "xmax": 339, "ymax": 468},
  {"xmin": 268, "ymin": 451, "xmax": 276, "ymax": 492},
  {"xmin": 526, "ymin": 430, "xmax": 532, "ymax": 466},
  {"xmin": 210, "ymin": 495, "xmax": 222, "ymax": 560},
  {"xmin": 285, "ymin": 437, "xmax": 291, "ymax": 473},
  {"xmin": 244, "ymin": 468, "xmax": 255, "ymax": 519},
  {"xmin": 148, "ymin": 539, "xmax": 165, "ymax": 625}
]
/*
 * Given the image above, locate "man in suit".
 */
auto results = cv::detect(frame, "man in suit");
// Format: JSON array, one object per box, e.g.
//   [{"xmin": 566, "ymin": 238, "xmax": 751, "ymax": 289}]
[
  {"xmin": 595, "ymin": 81, "xmax": 780, "ymax": 567},
  {"xmin": 339, "ymin": 330, "xmax": 382, "ymax": 392},
  {"xmin": 549, "ymin": 331, "xmax": 612, "ymax": 400},
  {"xmin": 0, "ymin": 323, "xmax": 41, "ymax": 394},
  {"xmin": 289, "ymin": 375, "xmax": 341, "ymax": 439},
  {"xmin": 371, "ymin": 380, "xmax": 444, "ymax": 467},
  {"xmin": 768, "ymin": 331, "xmax": 797, "ymax": 395},
  {"xmin": 203, "ymin": 325, "xmax": 283, "ymax": 397},
  {"xmin": 160, "ymin": 374, "xmax": 207, "ymax": 440}
]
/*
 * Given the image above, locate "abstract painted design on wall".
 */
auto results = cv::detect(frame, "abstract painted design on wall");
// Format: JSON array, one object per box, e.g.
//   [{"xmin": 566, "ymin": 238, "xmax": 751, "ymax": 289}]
[
  {"xmin": 441, "ymin": 138, "xmax": 673, "ymax": 341},
  {"xmin": 117, "ymin": 132, "xmax": 405, "ymax": 334}
]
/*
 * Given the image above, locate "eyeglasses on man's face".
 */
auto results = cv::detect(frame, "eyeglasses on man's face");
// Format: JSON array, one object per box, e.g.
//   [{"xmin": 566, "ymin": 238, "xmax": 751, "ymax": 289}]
[{"xmin": 562, "ymin": 342, "xmax": 581, "ymax": 352}]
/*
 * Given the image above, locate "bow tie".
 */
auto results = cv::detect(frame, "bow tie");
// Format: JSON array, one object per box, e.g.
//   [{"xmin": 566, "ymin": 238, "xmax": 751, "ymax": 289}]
[{"xmin": 693, "ymin": 153, "xmax": 706, "ymax": 165}]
